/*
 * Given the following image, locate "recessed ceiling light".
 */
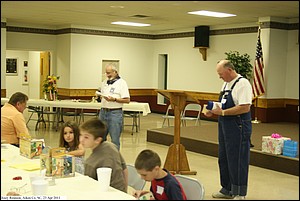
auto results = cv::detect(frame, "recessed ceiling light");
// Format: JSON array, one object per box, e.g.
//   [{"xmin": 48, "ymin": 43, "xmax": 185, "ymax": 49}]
[
  {"xmin": 110, "ymin": 6, "xmax": 124, "ymax": 9},
  {"xmin": 111, "ymin": 21, "xmax": 151, "ymax": 27},
  {"xmin": 131, "ymin": 14, "xmax": 150, "ymax": 19},
  {"xmin": 188, "ymin": 10, "xmax": 236, "ymax": 18}
]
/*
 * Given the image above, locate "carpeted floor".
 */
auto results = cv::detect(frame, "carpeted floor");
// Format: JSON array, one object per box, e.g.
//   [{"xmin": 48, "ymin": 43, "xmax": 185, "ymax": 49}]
[
  {"xmin": 150, "ymin": 122, "xmax": 299, "ymax": 154},
  {"xmin": 251, "ymin": 122, "xmax": 299, "ymax": 151},
  {"xmin": 147, "ymin": 121, "xmax": 299, "ymax": 175}
]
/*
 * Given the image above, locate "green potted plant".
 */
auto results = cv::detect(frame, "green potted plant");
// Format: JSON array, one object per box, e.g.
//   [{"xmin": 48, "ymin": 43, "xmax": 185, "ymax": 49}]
[{"xmin": 224, "ymin": 51, "xmax": 253, "ymax": 80}]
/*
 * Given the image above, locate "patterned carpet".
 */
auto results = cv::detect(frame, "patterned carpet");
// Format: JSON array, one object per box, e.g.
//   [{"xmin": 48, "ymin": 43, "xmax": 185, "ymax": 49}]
[
  {"xmin": 147, "ymin": 122, "xmax": 299, "ymax": 175},
  {"xmin": 149, "ymin": 122, "xmax": 299, "ymax": 153}
]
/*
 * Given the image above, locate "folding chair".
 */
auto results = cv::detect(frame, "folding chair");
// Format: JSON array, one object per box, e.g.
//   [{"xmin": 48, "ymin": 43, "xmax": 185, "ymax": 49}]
[
  {"xmin": 174, "ymin": 174, "xmax": 205, "ymax": 200},
  {"xmin": 61, "ymin": 108, "xmax": 81, "ymax": 123},
  {"xmin": 79, "ymin": 108, "xmax": 99, "ymax": 124},
  {"xmin": 123, "ymin": 111, "xmax": 140, "ymax": 135},
  {"xmin": 181, "ymin": 103, "xmax": 202, "ymax": 126},
  {"xmin": 127, "ymin": 164, "xmax": 146, "ymax": 191},
  {"xmin": 26, "ymin": 106, "xmax": 45, "ymax": 130},
  {"xmin": 43, "ymin": 106, "xmax": 59, "ymax": 130},
  {"xmin": 27, "ymin": 106, "xmax": 57, "ymax": 130},
  {"xmin": 162, "ymin": 104, "xmax": 175, "ymax": 127}
]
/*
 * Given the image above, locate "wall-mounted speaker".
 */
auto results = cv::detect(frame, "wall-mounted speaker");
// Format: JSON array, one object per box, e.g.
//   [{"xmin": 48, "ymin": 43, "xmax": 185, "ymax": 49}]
[{"xmin": 194, "ymin": 26, "xmax": 210, "ymax": 48}]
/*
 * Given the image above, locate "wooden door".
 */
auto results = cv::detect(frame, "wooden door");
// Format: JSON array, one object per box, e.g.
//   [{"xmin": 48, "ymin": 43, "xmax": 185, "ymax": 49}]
[{"xmin": 40, "ymin": 52, "xmax": 50, "ymax": 99}]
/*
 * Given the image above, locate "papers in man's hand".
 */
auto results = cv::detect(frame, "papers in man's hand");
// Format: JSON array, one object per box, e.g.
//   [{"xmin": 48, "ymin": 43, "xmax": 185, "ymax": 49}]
[{"xmin": 95, "ymin": 91, "xmax": 108, "ymax": 98}]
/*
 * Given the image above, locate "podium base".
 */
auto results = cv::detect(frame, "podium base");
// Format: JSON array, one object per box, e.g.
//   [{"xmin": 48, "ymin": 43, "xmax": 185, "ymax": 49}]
[
  {"xmin": 164, "ymin": 144, "xmax": 197, "ymax": 175},
  {"xmin": 169, "ymin": 170, "xmax": 197, "ymax": 175}
]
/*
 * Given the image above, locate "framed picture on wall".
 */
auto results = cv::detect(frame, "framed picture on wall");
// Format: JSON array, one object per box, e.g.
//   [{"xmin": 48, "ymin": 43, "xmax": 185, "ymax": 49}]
[
  {"xmin": 23, "ymin": 69, "xmax": 29, "ymax": 85},
  {"xmin": 24, "ymin": 60, "xmax": 28, "ymax": 67},
  {"xmin": 6, "ymin": 58, "xmax": 18, "ymax": 75}
]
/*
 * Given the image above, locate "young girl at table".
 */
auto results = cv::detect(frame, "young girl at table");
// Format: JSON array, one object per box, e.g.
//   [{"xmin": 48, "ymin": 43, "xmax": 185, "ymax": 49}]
[{"xmin": 59, "ymin": 121, "xmax": 85, "ymax": 174}]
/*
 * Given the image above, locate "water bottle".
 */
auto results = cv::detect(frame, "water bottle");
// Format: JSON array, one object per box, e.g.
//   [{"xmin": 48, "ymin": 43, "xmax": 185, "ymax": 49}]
[{"xmin": 206, "ymin": 101, "xmax": 223, "ymax": 110}]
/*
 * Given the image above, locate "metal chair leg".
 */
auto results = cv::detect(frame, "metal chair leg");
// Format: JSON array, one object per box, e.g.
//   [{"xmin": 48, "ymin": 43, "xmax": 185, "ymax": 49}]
[
  {"xmin": 35, "ymin": 109, "xmax": 46, "ymax": 131},
  {"xmin": 26, "ymin": 112, "xmax": 34, "ymax": 125}
]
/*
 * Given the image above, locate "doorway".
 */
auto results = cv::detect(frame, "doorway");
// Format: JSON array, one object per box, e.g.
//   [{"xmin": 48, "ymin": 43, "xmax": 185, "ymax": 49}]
[
  {"xmin": 157, "ymin": 54, "xmax": 168, "ymax": 105},
  {"xmin": 39, "ymin": 52, "xmax": 51, "ymax": 99}
]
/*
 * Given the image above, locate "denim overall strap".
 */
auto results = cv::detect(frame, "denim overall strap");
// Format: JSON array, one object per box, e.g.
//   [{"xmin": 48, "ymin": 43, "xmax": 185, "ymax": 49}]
[{"xmin": 218, "ymin": 77, "xmax": 252, "ymax": 197}]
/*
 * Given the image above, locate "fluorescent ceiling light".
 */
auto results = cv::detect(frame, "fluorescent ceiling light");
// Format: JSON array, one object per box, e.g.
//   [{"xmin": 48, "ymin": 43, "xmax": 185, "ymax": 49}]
[
  {"xmin": 188, "ymin": 10, "xmax": 236, "ymax": 18},
  {"xmin": 111, "ymin": 21, "xmax": 151, "ymax": 27}
]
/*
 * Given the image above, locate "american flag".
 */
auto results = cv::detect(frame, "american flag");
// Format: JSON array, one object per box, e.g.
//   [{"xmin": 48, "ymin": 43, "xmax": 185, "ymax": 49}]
[{"xmin": 252, "ymin": 27, "xmax": 265, "ymax": 98}]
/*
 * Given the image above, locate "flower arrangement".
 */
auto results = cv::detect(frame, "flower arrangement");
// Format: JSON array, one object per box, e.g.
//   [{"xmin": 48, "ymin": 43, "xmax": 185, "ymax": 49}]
[{"xmin": 43, "ymin": 75, "xmax": 60, "ymax": 100}]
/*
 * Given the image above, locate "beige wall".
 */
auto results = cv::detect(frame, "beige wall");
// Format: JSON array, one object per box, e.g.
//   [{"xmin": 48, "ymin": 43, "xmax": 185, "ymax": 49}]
[
  {"xmin": 2, "ymin": 22, "xmax": 299, "ymax": 100},
  {"xmin": 1, "ymin": 27, "xmax": 6, "ymax": 90}
]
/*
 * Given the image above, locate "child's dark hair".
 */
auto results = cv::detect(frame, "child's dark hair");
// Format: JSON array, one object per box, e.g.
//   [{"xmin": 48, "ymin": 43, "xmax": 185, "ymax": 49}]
[
  {"xmin": 135, "ymin": 149, "xmax": 161, "ymax": 171},
  {"xmin": 79, "ymin": 118, "xmax": 107, "ymax": 139},
  {"xmin": 59, "ymin": 121, "xmax": 80, "ymax": 151}
]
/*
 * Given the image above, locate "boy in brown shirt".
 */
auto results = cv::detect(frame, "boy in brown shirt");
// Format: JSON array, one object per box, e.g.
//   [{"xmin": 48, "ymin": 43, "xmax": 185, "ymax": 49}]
[{"xmin": 79, "ymin": 117, "xmax": 128, "ymax": 192}]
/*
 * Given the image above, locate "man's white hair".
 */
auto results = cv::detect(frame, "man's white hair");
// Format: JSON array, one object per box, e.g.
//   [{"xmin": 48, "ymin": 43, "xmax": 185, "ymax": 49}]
[{"xmin": 106, "ymin": 63, "xmax": 118, "ymax": 72}]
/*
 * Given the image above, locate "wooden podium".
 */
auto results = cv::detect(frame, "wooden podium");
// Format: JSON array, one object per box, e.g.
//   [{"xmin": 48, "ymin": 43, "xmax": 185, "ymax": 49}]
[{"xmin": 157, "ymin": 89, "xmax": 199, "ymax": 175}]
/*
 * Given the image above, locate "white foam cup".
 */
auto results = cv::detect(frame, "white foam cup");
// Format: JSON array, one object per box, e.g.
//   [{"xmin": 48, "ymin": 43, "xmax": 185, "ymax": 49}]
[
  {"xmin": 29, "ymin": 173, "xmax": 44, "ymax": 191},
  {"xmin": 29, "ymin": 173, "xmax": 44, "ymax": 184},
  {"xmin": 31, "ymin": 179, "xmax": 48, "ymax": 195},
  {"xmin": 96, "ymin": 167, "xmax": 112, "ymax": 192}
]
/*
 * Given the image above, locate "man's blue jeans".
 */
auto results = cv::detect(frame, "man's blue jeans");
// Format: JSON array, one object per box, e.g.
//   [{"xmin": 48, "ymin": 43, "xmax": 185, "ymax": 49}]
[{"xmin": 99, "ymin": 109, "xmax": 123, "ymax": 150}]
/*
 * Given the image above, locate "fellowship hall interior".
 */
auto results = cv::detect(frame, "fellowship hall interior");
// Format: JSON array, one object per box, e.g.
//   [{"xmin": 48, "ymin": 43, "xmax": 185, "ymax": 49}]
[{"xmin": 1, "ymin": 1, "xmax": 299, "ymax": 200}]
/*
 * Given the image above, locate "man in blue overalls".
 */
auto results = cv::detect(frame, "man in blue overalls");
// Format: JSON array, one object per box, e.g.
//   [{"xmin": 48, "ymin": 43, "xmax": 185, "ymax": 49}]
[{"xmin": 204, "ymin": 60, "xmax": 252, "ymax": 200}]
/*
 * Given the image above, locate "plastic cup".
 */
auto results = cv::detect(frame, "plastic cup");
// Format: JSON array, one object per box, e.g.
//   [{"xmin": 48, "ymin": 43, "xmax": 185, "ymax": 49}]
[
  {"xmin": 29, "ymin": 173, "xmax": 44, "ymax": 184},
  {"xmin": 96, "ymin": 167, "xmax": 112, "ymax": 192},
  {"xmin": 31, "ymin": 179, "xmax": 48, "ymax": 195}
]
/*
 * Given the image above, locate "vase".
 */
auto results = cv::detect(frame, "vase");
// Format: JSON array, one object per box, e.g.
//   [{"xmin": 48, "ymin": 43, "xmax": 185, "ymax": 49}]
[
  {"xmin": 48, "ymin": 91, "xmax": 54, "ymax": 101},
  {"xmin": 44, "ymin": 92, "xmax": 54, "ymax": 101}
]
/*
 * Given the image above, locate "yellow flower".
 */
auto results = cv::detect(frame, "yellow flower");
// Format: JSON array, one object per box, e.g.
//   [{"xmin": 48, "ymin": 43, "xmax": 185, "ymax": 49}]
[{"xmin": 43, "ymin": 75, "xmax": 60, "ymax": 93}]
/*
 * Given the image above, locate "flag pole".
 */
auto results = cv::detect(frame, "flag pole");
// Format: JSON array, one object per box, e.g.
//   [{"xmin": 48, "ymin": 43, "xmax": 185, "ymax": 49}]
[
  {"xmin": 251, "ymin": 23, "xmax": 265, "ymax": 124},
  {"xmin": 251, "ymin": 97, "xmax": 261, "ymax": 124}
]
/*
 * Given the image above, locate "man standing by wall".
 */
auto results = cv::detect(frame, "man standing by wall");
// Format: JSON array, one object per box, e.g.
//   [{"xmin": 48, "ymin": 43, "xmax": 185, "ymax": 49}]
[
  {"xmin": 204, "ymin": 60, "xmax": 252, "ymax": 200},
  {"xmin": 97, "ymin": 63, "xmax": 130, "ymax": 150}
]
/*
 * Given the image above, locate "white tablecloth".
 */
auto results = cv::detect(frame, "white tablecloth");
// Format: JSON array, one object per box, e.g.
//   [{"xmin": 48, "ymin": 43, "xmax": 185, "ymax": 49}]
[
  {"xmin": 1, "ymin": 98, "xmax": 151, "ymax": 116},
  {"xmin": 1, "ymin": 144, "xmax": 135, "ymax": 200}
]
